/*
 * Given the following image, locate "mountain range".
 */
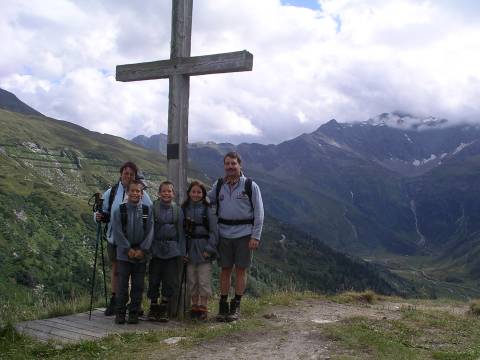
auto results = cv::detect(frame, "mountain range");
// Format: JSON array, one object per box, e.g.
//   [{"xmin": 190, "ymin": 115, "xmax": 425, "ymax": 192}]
[
  {"xmin": 134, "ymin": 112, "xmax": 480, "ymax": 296},
  {"xmin": 0, "ymin": 88, "xmax": 409, "ymax": 312}
]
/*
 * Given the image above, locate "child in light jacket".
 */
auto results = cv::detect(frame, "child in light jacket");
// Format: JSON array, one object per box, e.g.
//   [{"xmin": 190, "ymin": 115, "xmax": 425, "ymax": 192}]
[{"xmin": 182, "ymin": 181, "xmax": 218, "ymax": 320}]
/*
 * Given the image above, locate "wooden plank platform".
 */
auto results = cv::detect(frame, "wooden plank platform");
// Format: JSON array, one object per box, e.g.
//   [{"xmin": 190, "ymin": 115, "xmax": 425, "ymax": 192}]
[{"xmin": 14, "ymin": 308, "xmax": 184, "ymax": 343}]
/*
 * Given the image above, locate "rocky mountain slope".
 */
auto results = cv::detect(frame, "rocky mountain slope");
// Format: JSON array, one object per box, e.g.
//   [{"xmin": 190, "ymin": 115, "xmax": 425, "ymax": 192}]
[
  {"xmin": 0, "ymin": 88, "xmax": 44, "ymax": 117},
  {"xmin": 131, "ymin": 133, "xmax": 168, "ymax": 155}
]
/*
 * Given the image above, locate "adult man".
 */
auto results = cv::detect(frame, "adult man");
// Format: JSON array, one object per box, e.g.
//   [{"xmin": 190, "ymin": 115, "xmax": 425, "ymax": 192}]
[
  {"xmin": 95, "ymin": 161, "xmax": 152, "ymax": 316},
  {"xmin": 208, "ymin": 151, "xmax": 264, "ymax": 322}
]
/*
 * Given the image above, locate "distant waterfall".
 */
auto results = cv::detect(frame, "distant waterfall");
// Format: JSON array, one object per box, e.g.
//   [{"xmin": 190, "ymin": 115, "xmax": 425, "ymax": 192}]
[
  {"xmin": 344, "ymin": 207, "xmax": 358, "ymax": 240},
  {"xmin": 410, "ymin": 199, "xmax": 426, "ymax": 247}
]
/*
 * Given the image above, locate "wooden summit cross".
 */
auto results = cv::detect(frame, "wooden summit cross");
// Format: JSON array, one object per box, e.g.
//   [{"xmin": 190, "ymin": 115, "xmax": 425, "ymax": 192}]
[{"xmin": 116, "ymin": 0, "xmax": 253, "ymax": 201}]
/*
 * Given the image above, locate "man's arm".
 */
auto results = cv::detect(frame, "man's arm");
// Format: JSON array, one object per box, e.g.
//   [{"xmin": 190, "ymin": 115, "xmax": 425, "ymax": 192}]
[
  {"xmin": 251, "ymin": 182, "xmax": 264, "ymax": 241},
  {"xmin": 204, "ymin": 207, "xmax": 219, "ymax": 255}
]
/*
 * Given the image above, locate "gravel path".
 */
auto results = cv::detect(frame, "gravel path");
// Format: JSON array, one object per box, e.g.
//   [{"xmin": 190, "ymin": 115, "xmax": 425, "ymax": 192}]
[{"xmin": 148, "ymin": 299, "xmax": 439, "ymax": 360}]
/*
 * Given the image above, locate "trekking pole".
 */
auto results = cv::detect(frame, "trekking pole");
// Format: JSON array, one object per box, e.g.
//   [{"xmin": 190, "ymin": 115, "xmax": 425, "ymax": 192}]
[
  {"xmin": 88, "ymin": 192, "xmax": 105, "ymax": 320},
  {"xmin": 176, "ymin": 262, "xmax": 187, "ymax": 317},
  {"xmin": 183, "ymin": 263, "xmax": 188, "ymax": 316},
  {"xmin": 100, "ymin": 229, "xmax": 108, "ymax": 308},
  {"xmin": 178, "ymin": 232, "xmax": 190, "ymax": 318},
  {"xmin": 89, "ymin": 221, "xmax": 102, "ymax": 320}
]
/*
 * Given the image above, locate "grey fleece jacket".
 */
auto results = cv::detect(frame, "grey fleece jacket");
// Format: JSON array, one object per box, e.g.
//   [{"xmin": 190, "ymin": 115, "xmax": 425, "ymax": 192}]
[
  {"xmin": 151, "ymin": 200, "xmax": 186, "ymax": 259},
  {"xmin": 95, "ymin": 181, "xmax": 152, "ymax": 244},
  {"xmin": 112, "ymin": 202, "xmax": 153, "ymax": 263},
  {"xmin": 183, "ymin": 201, "xmax": 218, "ymax": 264},
  {"xmin": 207, "ymin": 175, "xmax": 264, "ymax": 240}
]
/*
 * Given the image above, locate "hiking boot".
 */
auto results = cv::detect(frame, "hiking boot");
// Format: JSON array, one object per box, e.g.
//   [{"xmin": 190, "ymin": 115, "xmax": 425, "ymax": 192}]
[
  {"xmin": 216, "ymin": 300, "xmax": 229, "ymax": 322},
  {"xmin": 114, "ymin": 312, "xmax": 126, "ymax": 324},
  {"xmin": 147, "ymin": 303, "xmax": 161, "ymax": 321},
  {"xmin": 104, "ymin": 296, "xmax": 115, "ymax": 316},
  {"xmin": 226, "ymin": 299, "xmax": 240, "ymax": 322},
  {"xmin": 198, "ymin": 305, "xmax": 208, "ymax": 321},
  {"xmin": 138, "ymin": 308, "xmax": 144, "ymax": 317},
  {"xmin": 127, "ymin": 311, "xmax": 139, "ymax": 324},
  {"xmin": 157, "ymin": 302, "xmax": 169, "ymax": 323}
]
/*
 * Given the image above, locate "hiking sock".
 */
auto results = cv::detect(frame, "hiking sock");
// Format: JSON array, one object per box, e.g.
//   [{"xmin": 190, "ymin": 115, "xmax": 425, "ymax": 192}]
[{"xmin": 217, "ymin": 297, "xmax": 229, "ymax": 322}]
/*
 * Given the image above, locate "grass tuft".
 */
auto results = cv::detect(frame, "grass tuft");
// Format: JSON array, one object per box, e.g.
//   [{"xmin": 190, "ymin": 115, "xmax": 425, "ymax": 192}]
[
  {"xmin": 469, "ymin": 299, "xmax": 480, "ymax": 316},
  {"xmin": 329, "ymin": 290, "xmax": 383, "ymax": 304}
]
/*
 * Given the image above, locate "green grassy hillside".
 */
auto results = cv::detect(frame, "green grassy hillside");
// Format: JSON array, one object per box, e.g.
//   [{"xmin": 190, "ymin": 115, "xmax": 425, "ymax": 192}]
[{"xmin": 0, "ymin": 109, "xmax": 174, "ymax": 316}]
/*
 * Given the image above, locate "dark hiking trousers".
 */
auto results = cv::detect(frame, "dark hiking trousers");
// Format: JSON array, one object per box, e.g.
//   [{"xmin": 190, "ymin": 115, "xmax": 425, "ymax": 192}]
[
  {"xmin": 147, "ymin": 257, "xmax": 180, "ymax": 301},
  {"xmin": 115, "ymin": 260, "xmax": 146, "ymax": 314}
]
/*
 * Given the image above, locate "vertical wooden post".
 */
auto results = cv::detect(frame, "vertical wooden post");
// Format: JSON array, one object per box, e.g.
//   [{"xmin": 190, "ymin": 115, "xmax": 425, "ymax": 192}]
[
  {"xmin": 167, "ymin": 0, "xmax": 192, "ymax": 319},
  {"xmin": 167, "ymin": 0, "xmax": 192, "ymax": 205}
]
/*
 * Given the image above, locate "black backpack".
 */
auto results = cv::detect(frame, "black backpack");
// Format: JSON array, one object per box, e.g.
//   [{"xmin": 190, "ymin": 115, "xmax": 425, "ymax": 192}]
[{"xmin": 106, "ymin": 183, "xmax": 120, "ymax": 222}]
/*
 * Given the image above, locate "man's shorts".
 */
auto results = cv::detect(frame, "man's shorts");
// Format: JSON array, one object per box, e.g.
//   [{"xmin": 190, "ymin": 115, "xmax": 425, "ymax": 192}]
[
  {"xmin": 107, "ymin": 242, "xmax": 117, "ymax": 262},
  {"xmin": 218, "ymin": 235, "xmax": 252, "ymax": 268}
]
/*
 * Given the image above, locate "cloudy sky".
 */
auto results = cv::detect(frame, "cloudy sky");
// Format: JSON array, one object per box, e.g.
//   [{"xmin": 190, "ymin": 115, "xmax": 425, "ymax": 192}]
[{"xmin": 1, "ymin": 0, "xmax": 480, "ymax": 144}]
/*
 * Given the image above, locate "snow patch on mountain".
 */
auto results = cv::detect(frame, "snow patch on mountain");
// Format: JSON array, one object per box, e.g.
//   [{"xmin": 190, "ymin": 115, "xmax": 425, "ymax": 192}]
[
  {"xmin": 364, "ymin": 112, "xmax": 448, "ymax": 131},
  {"xmin": 453, "ymin": 141, "xmax": 475, "ymax": 155},
  {"xmin": 412, "ymin": 154, "xmax": 437, "ymax": 167},
  {"xmin": 323, "ymin": 137, "xmax": 345, "ymax": 149}
]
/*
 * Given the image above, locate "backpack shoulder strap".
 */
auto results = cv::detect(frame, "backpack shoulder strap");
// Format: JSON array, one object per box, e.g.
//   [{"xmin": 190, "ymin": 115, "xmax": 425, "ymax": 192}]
[
  {"xmin": 202, "ymin": 204, "xmax": 210, "ymax": 231},
  {"xmin": 153, "ymin": 200, "xmax": 161, "ymax": 220},
  {"xmin": 107, "ymin": 182, "xmax": 119, "ymax": 218},
  {"xmin": 245, "ymin": 177, "xmax": 253, "ymax": 210},
  {"xmin": 142, "ymin": 204, "xmax": 149, "ymax": 234},
  {"xmin": 119, "ymin": 203, "xmax": 128, "ymax": 237},
  {"xmin": 172, "ymin": 202, "xmax": 179, "ymax": 225},
  {"xmin": 215, "ymin": 178, "xmax": 224, "ymax": 216}
]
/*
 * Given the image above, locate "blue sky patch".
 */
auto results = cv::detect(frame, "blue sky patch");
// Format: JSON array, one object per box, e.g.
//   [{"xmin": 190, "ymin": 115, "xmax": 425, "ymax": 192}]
[{"xmin": 281, "ymin": 0, "xmax": 321, "ymax": 10}]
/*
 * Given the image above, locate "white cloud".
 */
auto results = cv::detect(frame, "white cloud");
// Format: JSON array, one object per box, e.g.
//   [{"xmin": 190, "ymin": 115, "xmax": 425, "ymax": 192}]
[{"xmin": 1, "ymin": 0, "xmax": 480, "ymax": 144}]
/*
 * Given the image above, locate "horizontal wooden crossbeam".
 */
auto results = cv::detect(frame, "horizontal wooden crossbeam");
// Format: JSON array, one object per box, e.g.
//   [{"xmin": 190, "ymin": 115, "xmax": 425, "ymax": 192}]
[{"xmin": 116, "ymin": 50, "xmax": 253, "ymax": 82}]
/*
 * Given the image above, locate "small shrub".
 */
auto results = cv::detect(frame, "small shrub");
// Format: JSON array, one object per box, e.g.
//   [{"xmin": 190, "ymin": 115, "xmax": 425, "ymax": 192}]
[
  {"xmin": 330, "ymin": 290, "xmax": 382, "ymax": 304},
  {"xmin": 469, "ymin": 299, "xmax": 480, "ymax": 316}
]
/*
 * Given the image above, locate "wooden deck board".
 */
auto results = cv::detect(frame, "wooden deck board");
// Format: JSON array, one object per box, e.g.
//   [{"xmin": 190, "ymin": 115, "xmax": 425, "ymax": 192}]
[
  {"xmin": 49, "ymin": 316, "xmax": 117, "ymax": 333},
  {"xmin": 14, "ymin": 308, "xmax": 185, "ymax": 344}
]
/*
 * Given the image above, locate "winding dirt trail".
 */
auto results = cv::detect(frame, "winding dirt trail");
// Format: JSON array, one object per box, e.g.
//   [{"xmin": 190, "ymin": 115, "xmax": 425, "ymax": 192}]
[{"xmin": 148, "ymin": 299, "xmax": 466, "ymax": 360}]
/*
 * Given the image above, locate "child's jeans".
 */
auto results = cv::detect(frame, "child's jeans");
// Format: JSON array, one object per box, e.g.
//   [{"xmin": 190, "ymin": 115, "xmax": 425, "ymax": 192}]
[
  {"xmin": 115, "ymin": 260, "xmax": 146, "ymax": 314},
  {"xmin": 147, "ymin": 257, "xmax": 180, "ymax": 300}
]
